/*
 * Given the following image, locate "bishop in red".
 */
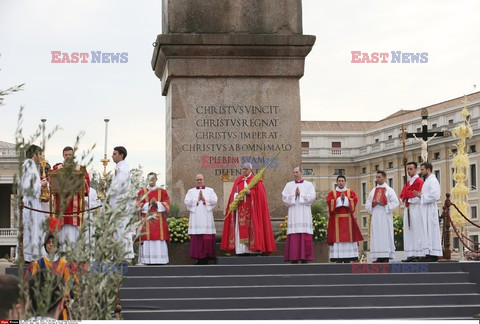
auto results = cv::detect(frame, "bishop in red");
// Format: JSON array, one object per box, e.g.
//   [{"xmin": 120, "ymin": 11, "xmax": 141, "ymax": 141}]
[{"xmin": 221, "ymin": 163, "xmax": 276, "ymax": 255}]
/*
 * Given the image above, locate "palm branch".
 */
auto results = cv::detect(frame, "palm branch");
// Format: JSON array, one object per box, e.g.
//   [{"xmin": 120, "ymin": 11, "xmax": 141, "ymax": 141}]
[{"xmin": 225, "ymin": 150, "xmax": 283, "ymax": 219}]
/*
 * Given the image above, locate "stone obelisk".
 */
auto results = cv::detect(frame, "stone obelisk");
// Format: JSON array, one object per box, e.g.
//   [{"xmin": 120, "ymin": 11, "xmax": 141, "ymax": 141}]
[{"xmin": 151, "ymin": 0, "xmax": 315, "ymax": 226}]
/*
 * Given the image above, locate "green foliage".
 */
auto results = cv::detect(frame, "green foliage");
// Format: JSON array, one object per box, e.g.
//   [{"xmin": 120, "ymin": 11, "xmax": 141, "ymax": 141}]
[
  {"xmin": 53, "ymin": 138, "xmax": 130, "ymax": 320},
  {"xmin": 167, "ymin": 216, "xmax": 190, "ymax": 243},
  {"xmin": 393, "ymin": 209, "xmax": 404, "ymax": 251},
  {"xmin": 275, "ymin": 212, "xmax": 328, "ymax": 243},
  {"xmin": 311, "ymin": 196, "xmax": 326, "ymax": 216},
  {"xmin": 88, "ymin": 169, "xmax": 101, "ymax": 191},
  {"xmin": 169, "ymin": 202, "xmax": 181, "ymax": 218},
  {"xmin": 312, "ymin": 212, "xmax": 328, "ymax": 242},
  {"xmin": 275, "ymin": 217, "xmax": 288, "ymax": 242},
  {"xmin": 13, "ymin": 111, "xmax": 147, "ymax": 319},
  {"xmin": 0, "ymin": 83, "xmax": 24, "ymax": 106}
]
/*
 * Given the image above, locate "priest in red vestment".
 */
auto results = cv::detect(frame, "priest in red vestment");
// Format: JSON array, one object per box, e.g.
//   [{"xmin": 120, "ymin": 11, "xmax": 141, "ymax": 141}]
[
  {"xmin": 221, "ymin": 163, "xmax": 276, "ymax": 255},
  {"xmin": 326, "ymin": 175, "xmax": 363, "ymax": 263},
  {"xmin": 136, "ymin": 172, "xmax": 170, "ymax": 264},
  {"xmin": 51, "ymin": 146, "xmax": 90, "ymax": 250}
]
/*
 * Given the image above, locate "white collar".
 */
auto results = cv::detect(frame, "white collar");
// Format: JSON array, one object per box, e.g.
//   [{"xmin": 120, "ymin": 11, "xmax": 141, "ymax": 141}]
[
  {"xmin": 377, "ymin": 183, "xmax": 388, "ymax": 188},
  {"xmin": 336, "ymin": 186, "xmax": 348, "ymax": 192},
  {"xmin": 147, "ymin": 185, "xmax": 157, "ymax": 190}
]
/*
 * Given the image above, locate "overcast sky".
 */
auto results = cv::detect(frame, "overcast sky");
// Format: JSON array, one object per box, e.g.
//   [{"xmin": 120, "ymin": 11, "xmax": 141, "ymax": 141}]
[{"xmin": 1, "ymin": 0, "xmax": 479, "ymax": 183}]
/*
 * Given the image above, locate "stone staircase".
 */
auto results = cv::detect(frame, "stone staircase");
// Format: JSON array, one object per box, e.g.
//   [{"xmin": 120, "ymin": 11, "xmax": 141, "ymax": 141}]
[{"xmin": 120, "ymin": 260, "xmax": 480, "ymax": 320}]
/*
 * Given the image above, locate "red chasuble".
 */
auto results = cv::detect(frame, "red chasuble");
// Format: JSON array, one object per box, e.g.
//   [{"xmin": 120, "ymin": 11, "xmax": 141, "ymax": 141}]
[
  {"xmin": 326, "ymin": 189, "xmax": 363, "ymax": 245},
  {"xmin": 52, "ymin": 163, "xmax": 90, "ymax": 227},
  {"xmin": 137, "ymin": 187, "xmax": 170, "ymax": 242},
  {"xmin": 220, "ymin": 173, "xmax": 276, "ymax": 254},
  {"xmin": 400, "ymin": 177, "xmax": 424, "ymax": 207}
]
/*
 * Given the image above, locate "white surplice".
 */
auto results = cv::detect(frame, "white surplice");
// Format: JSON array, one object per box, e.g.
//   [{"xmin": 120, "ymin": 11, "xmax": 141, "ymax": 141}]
[
  {"xmin": 184, "ymin": 187, "xmax": 217, "ymax": 235},
  {"xmin": 108, "ymin": 160, "xmax": 134, "ymax": 259},
  {"xmin": 19, "ymin": 159, "xmax": 48, "ymax": 262},
  {"xmin": 84, "ymin": 187, "xmax": 102, "ymax": 257},
  {"xmin": 366, "ymin": 183, "xmax": 399, "ymax": 259},
  {"xmin": 59, "ymin": 224, "xmax": 79, "ymax": 252},
  {"xmin": 403, "ymin": 175, "xmax": 427, "ymax": 257},
  {"xmin": 420, "ymin": 174, "xmax": 442, "ymax": 256},
  {"xmin": 281, "ymin": 180, "xmax": 315, "ymax": 234},
  {"xmin": 139, "ymin": 240, "xmax": 169, "ymax": 264}
]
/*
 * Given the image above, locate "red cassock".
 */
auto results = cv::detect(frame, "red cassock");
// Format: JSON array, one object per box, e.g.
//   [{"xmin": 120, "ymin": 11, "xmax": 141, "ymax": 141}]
[
  {"xmin": 136, "ymin": 187, "xmax": 170, "ymax": 242},
  {"xmin": 221, "ymin": 173, "xmax": 276, "ymax": 254},
  {"xmin": 52, "ymin": 163, "xmax": 90, "ymax": 228},
  {"xmin": 326, "ymin": 189, "xmax": 364, "ymax": 245},
  {"xmin": 400, "ymin": 177, "xmax": 424, "ymax": 207}
]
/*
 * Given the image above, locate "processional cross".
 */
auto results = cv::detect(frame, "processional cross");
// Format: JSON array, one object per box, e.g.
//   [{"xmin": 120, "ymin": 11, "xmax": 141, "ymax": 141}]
[
  {"xmin": 399, "ymin": 108, "xmax": 451, "ymax": 228},
  {"xmin": 401, "ymin": 108, "xmax": 451, "ymax": 163}
]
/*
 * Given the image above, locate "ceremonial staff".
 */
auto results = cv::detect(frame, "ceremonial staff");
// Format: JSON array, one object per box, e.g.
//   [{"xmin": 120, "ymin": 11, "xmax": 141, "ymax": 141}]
[
  {"xmin": 400, "ymin": 124, "xmax": 411, "ymax": 229},
  {"xmin": 97, "ymin": 118, "xmax": 110, "ymax": 199},
  {"xmin": 40, "ymin": 118, "xmax": 50, "ymax": 202}
]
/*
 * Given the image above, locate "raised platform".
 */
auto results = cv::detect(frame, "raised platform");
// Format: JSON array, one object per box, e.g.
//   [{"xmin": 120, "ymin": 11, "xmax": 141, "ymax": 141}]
[
  {"xmin": 120, "ymin": 262, "xmax": 480, "ymax": 320},
  {"xmin": 216, "ymin": 255, "xmax": 284, "ymax": 264},
  {"xmin": 167, "ymin": 242, "xmax": 329, "ymax": 265}
]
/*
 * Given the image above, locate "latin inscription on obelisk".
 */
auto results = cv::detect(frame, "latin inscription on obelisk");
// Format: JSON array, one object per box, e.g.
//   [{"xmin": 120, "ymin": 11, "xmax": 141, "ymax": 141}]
[{"xmin": 152, "ymin": 0, "xmax": 315, "ymax": 226}]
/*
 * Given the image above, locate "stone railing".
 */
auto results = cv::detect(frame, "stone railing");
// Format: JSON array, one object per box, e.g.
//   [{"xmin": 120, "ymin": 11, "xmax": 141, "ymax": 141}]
[
  {"xmin": 0, "ymin": 148, "xmax": 17, "ymax": 157},
  {"xmin": 301, "ymin": 148, "xmax": 359, "ymax": 158},
  {"xmin": 0, "ymin": 228, "xmax": 18, "ymax": 246},
  {"xmin": 302, "ymin": 115, "xmax": 480, "ymax": 159}
]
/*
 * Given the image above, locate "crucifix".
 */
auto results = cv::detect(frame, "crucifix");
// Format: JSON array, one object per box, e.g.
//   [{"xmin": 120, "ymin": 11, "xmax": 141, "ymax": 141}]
[
  {"xmin": 399, "ymin": 109, "xmax": 451, "ymax": 228},
  {"xmin": 403, "ymin": 108, "xmax": 451, "ymax": 163}
]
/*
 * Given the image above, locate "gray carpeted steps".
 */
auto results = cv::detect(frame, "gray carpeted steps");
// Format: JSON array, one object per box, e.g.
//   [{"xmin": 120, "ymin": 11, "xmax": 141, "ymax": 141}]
[{"xmin": 120, "ymin": 262, "xmax": 480, "ymax": 320}]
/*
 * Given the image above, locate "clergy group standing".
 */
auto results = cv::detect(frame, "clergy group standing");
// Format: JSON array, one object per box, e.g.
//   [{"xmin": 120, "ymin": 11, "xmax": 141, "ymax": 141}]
[
  {"xmin": 184, "ymin": 174, "xmax": 218, "ymax": 264},
  {"xmin": 282, "ymin": 167, "xmax": 316, "ymax": 263},
  {"xmin": 17, "ymin": 140, "xmax": 447, "ymax": 266}
]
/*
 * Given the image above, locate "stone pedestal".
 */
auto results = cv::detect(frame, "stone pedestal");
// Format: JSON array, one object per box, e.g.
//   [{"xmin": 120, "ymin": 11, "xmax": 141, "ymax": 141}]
[{"xmin": 151, "ymin": 0, "xmax": 315, "ymax": 223}]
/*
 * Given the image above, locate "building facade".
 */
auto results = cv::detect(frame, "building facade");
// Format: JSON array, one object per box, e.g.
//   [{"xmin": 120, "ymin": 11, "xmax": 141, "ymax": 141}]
[
  {"xmin": 0, "ymin": 141, "xmax": 18, "ymax": 257},
  {"xmin": 301, "ymin": 92, "xmax": 480, "ymax": 253}
]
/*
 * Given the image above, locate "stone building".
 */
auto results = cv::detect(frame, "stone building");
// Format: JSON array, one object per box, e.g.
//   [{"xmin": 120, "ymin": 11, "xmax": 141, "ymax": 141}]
[
  {"xmin": 0, "ymin": 141, "xmax": 18, "ymax": 258},
  {"xmin": 301, "ymin": 92, "xmax": 480, "ymax": 253}
]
